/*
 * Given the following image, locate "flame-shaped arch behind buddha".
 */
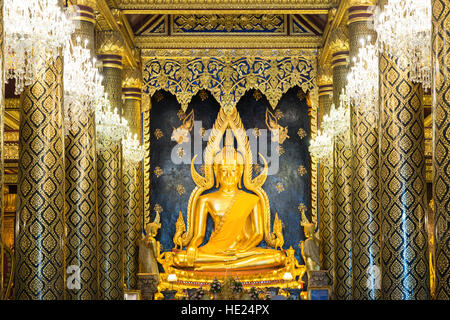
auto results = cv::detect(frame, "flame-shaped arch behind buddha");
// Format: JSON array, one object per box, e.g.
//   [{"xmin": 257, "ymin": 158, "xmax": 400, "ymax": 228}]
[{"xmin": 175, "ymin": 107, "xmax": 281, "ymax": 248}]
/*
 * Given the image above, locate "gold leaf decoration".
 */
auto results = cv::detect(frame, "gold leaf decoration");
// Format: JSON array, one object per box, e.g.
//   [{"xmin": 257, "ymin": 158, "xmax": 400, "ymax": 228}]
[
  {"xmin": 275, "ymin": 182, "xmax": 285, "ymax": 194},
  {"xmin": 177, "ymin": 109, "xmax": 186, "ymax": 121},
  {"xmin": 154, "ymin": 128, "xmax": 164, "ymax": 140},
  {"xmin": 275, "ymin": 109, "xmax": 284, "ymax": 120},
  {"xmin": 177, "ymin": 147, "xmax": 185, "ymax": 158},
  {"xmin": 254, "ymin": 163, "xmax": 262, "ymax": 175},
  {"xmin": 154, "ymin": 166, "xmax": 163, "ymax": 178},
  {"xmin": 297, "ymin": 128, "xmax": 307, "ymax": 139},
  {"xmin": 298, "ymin": 165, "xmax": 307, "ymax": 176},
  {"xmin": 277, "ymin": 145, "xmax": 285, "ymax": 156},
  {"xmin": 176, "ymin": 184, "xmax": 186, "ymax": 196},
  {"xmin": 199, "ymin": 89, "xmax": 209, "ymax": 101},
  {"xmin": 200, "ymin": 165, "xmax": 206, "ymax": 176},
  {"xmin": 253, "ymin": 90, "xmax": 263, "ymax": 101}
]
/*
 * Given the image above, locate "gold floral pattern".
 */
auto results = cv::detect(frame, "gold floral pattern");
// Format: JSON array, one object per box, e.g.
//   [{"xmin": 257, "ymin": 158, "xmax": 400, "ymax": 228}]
[
  {"xmin": 200, "ymin": 165, "xmax": 206, "ymax": 176},
  {"xmin": 275, "ymin": 109, "xmax": 284, "ymax": 120},
  {"xmin": 177, "ymin": 147, "xmax": 185, "ymax": 158},
  {"xmin": 176, "ymin": 184, "xmax": 186, "ymax": 196},
  {"xmin": 199, "ymin": 89, "xmax": 209, "ymax": 101},
  {"xmin": 297, "ymin": 128, "xmax": 307, "ymax": 139},
  {"xmin": 298, "ymin": 165, "xmax": 307, "ymax": 176},
  {"xmin": 177, "ymin": 109, "xmax": 186, "ymax": 120},
  {"xmin": 275, "ymin": 182, "xmax": 285, "ymax": 194},
  {"xmin": 154, "ymin": 166, "xmax": 163, "ymax": 178},
  {"xmin": 154, "ymin": 129, "xmax": 164, "ymax": 140},
  {"xmin": 277, "ymin": 145, "xmax": 285, "ymax": 156},
  {"xmin": 253, "ymin": 90, "xmax": 263, "ymax": 101}
]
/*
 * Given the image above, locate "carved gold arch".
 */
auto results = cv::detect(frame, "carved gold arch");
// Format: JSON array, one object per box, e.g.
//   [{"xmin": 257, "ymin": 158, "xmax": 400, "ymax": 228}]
[
  {"xmin": 142, "ymin": 53, "xmax": 319, "ymax": 228},
  {"xmin": 142, "ymin": 54, "xmax": 316, "ymax": 114}
]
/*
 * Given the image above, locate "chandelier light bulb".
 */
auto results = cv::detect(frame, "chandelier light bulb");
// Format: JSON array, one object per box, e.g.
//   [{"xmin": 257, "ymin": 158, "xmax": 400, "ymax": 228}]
[
  {"xmin": 123, "ymin": 132, "xmax": 146, "ymax": 164},
  {"xmin": 4, "ymin": 0, "xmax": 75, "ymax": 94},
  {"xmin": 309, "ymin": 129, "xmax": 333, "ymax": 161},
  {"xmin": 96, "ymin": 95, "xmax": 129, "ymax": 152},
  {"xmin": 345, "ymin": 37, "xmax": 379, "ymax": 113},
  {"xmin": 64, "ymin": 36, "xmax": 103, "ymax": 133},
  {"xmin": 374, "ymin": 0, "xmax": 431, "ymax": 89}
]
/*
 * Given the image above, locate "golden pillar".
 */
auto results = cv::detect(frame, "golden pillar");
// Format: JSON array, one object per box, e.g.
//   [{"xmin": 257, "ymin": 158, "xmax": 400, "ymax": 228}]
[
  {"xmin": 0, "ymin": 0, "xmax": 4, "ymax": 299},
  {"xmin": 317, "ymin": 64, "xmax": 335, "ymax": 280},
  {"xmin": 329, "ymin": 28, "xmax": 352, "ymax": 300},
  {"xmin": 15, "ymin": 54, "xmax": 65, "ymax": 299},
  {"xmin": 347, "ymin": 1, "xmax": 381, "ymax": 300},
  {"xmin": 96, "ymin": 31, "xmax": 124, "ymax": 300},
  {"xmin": 379, "ymin": 56, "xmax": 430, "ymax": 300},
  {"xmin": 122, "ymin": 68, "xmax": 143, "ymax": 289},
  {"xmin": 64, "ymin": 1, "xmax": 98, "ymax": 300},
  {"xmin": 432, "ymin": 0, "xmax": 450, "ymax": 299}
]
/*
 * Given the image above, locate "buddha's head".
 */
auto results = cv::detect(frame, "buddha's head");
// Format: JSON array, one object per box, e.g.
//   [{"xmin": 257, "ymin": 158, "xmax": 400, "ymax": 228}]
[{"xmin": 213, "ymin": 129, "xmax": 244, "ymax": 189}]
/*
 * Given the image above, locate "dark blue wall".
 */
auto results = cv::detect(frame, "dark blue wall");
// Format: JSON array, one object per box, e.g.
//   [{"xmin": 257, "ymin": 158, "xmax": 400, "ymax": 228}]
[{"xmin": 150, "ymin": 87, "xmax": 310, "ymax": 263}]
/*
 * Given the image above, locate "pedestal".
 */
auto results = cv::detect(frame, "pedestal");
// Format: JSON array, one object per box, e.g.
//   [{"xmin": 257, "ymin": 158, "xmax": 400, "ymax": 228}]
[{"xmin": 137, "ymin": 273, "xmax": 159, "ymax": 300}]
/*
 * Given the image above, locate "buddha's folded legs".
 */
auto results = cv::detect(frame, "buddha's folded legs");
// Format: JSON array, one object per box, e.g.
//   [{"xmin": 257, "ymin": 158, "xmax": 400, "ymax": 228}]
[{"xmin": 173, "ymin": 249, "xmax": 286, "ymax": 271}]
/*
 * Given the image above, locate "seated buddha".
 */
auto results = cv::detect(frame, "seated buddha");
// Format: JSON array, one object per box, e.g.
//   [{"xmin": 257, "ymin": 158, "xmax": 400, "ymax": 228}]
[{"xmin": 173, "ymin": 130, "xmax": 286, "ymax": 271}]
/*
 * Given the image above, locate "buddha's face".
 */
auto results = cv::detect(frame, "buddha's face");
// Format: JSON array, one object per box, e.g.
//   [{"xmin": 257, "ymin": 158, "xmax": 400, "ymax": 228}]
[{"xmin": 216, "ymin": 164, "xmax": 242, "ymax": 189}]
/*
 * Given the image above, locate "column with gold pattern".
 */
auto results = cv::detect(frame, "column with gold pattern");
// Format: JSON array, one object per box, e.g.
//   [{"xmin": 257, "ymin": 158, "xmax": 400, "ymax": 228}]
[
  {"xmin": 65, "ymin": 1, "xmax": 98, "ymax": 300},
  {"xmin": 317, "ymin": 64, "xmax": 335, "ymax": 281},
  {"xmin": 15, "ymin": 53, "xmax": 65, "ymax": 299},
  {"xmin": 0, "ymin": 0, "xmax": 4, "ymax": 299},
  {"xmin": 379, "ymin": 50, "xmax": 430, "ymax": 300},
  {"xmin": 347, "ymin": 1, "xmax": 381, "ymax": 300},
  {"xmin": 122, "ymin": 68, "xmax": 143, "ymax": 289},
  {"xmin": 96, "ymin": 31, "xmax": 124, "ymax": 300},
  {"xmin": 432, "ymin": 0, "xmax": 450, "ymax": 300},
  {"xmin": 329, "ymin": 28, "xmax": 352, "ymax": 300}
]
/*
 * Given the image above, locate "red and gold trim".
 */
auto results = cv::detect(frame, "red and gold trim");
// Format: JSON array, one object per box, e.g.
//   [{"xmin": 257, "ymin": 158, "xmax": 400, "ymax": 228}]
[
  {"xmin": 122, "ymin": 87, "xmax": 142, "ymax": 101},
  {"xmin": 331, "ymin": 51, "xmax": 349, "ymax": 68},
  {"xmin": 97, "ymin": 54, "xmax": 123, "ymax": 69},
  {"xmin": 348, "ymin": 6, "xmax": 375, "ymax": 25},
  {"xmin": 318, "ymin": 84, "xmax": 333, "ymax": 97},
  {"xmin": 71, "ymin": 4, "xmax": 95, "ymax": 24}
]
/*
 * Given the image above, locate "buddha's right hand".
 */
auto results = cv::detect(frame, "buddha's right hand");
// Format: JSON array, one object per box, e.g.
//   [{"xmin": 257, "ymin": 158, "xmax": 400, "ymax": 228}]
[{"xmin": 186, "ymin": 246, "xmax": 197, "ymax": 267}]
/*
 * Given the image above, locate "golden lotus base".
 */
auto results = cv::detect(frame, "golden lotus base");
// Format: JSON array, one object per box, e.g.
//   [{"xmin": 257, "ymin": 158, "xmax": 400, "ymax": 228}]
[{"xmin": 156, "ymin": 265, "xmax": 306, "ymax": 299}]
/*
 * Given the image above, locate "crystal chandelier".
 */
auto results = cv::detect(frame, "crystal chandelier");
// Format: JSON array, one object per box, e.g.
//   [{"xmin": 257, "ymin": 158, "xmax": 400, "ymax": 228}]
[
  {"xmin": 4, "ymin": 0, "xmax": 75, "ymax": 94},
  {"xmin": 96, "ymin": 94, "xmax": 129, "ymax": 152},
  {"xmin": 309, "ymin": 130, "xmax": 333, "ymax": 161},
  {"xmin": 374, "ymin": 0, "xmax": 431, "ymax": 89},
  {"xmin": 123, "ymin": 132, "xmax": 145, "ymax": 164},
  {"xmin": 64, "ymin": 37, "xmax": 103, "ymax": 133},
  {"xmin": 322, "ymin": 92, "xmax": 350, "ymax": 139},
  {"xmin": 346, "ymin": 37, "xmax": 379, "ymax": 112}
]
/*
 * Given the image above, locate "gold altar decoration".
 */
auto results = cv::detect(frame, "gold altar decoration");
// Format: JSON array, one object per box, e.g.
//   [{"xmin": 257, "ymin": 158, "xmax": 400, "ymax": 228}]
[
  {"xmin": 265, "ymin": 109, "xmax": 290, "ymax": 144},
  {"xmin": 156, "ymin": 107, "xmax": 305, "ymax": 292}
]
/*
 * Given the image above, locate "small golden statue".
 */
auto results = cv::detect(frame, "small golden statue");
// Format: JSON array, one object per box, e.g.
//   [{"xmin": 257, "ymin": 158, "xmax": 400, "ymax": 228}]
[
  {"xmin": 299, "ymin": 208, "xmax": 320, "ymax": 271},
  {"xmin": 138, "ymin": 211, "xmax": 162, "ymax": 278},
  {"xmin": 171, "ymin": 108, "xmax": 286, "ymax": 272}
]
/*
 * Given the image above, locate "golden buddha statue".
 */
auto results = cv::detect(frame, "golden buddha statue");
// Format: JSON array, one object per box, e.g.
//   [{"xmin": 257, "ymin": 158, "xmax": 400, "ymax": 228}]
[{"xmin": 170, "ymin": 108, "xmax": 286, "ymax": 272}]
